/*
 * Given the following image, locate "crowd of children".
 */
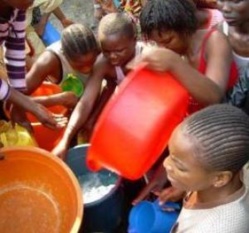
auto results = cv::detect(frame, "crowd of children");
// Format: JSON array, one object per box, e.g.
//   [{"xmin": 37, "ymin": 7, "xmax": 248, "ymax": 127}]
[{"xmin": 1, "ymin": 0, "xmax": 249, "ymax": 232}]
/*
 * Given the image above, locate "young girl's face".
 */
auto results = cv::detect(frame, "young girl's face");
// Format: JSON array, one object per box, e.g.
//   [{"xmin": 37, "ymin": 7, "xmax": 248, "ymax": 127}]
[
  {"xmin": 2, "ymin": 0, "xmax": 34, "ymax": 10},
  {"xmin": 68, "ymin": 52, "xmax": 98, "ymax": 74},
  {"xmin": 217, "ymin": 0, "xmax": 249, "ymax": 26},
  {"xmin": 164, "ymin": 126, "xmax": 215, "ymax": 192},
  {"xmin": 99, "ymin": 32, "xmax": 136, "ymax": 67},
  {"xmin": 147, "ymin": 30, "xmax": 190, "ymax": 55}
]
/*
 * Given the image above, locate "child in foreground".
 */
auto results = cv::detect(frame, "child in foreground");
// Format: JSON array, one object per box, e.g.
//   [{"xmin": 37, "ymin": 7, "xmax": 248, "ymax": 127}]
[{"xmin": 164, "ymin": 104, "xmax": 249, "ymax": 232}]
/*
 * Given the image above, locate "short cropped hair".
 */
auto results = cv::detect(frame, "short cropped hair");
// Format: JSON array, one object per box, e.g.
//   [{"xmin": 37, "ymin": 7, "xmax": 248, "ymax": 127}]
[{"xmin": 98, "ymin": 12, "xmax": 136, "ymax": 39}]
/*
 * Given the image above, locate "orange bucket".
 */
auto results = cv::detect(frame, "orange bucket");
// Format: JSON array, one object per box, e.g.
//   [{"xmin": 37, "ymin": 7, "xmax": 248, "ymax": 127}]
[
  {"xmin": 87, "ymin": 65, "xmax": 189, "ymax": 180},
  {"xmin": 4, "ymin": 82, "xmax": 67, "ymax": 151},
  {"xmin": 27, "ymin": 82, "xmax": 68, "ymax": 122},
  {"xmin": 0, "ymin": 146, "xmax": 83, "ymax": 233}
]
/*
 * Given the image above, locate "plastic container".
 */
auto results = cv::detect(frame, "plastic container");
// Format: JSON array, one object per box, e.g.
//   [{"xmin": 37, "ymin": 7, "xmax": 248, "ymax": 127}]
[
  {"xmin": 4, "ymin": 82, "xmax": 67, "ymax": 151},
  {"xmin": 128, "ymin": 200, "xmax": 180, "ymax": 233},
  {"xmin": 0, "ymin": 146, "xmax": 83, "ymax": 233},
  {"xmin": 0, "ymin": 120, "xmax": 37, "ymax": 147},
  {"xmin": 61, "ymin": 74, "xmax": 84, "ymax": 98},
  {"xmin": 31, "ymin": 122, "xmax": 65, "ymax": 152},
  {"xmin": 41, "ymin": 21, "xmax": 61, "ymax": 46},
  {"xmin": 87, "ymin": 65, "xmax": 189, "ymax": 180},
  {"xmin": 66, "ymin": 144, "xmax": 123, "ymax": 233},
  {"xmin": 27, "ymin": 82, "xmax": 67, "ymax": 122}
]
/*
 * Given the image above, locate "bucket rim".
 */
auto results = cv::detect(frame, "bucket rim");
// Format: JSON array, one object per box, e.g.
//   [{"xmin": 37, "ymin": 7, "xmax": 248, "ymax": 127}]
[{"xmin": 68, "ymin": 144, "xmax": 122, "ymax": 207}]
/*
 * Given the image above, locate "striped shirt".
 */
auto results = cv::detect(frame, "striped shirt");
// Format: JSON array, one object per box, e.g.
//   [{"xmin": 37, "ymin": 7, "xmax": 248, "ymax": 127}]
[{"xmin": 0, "ymin": 9, "xmax": 26, "ymax": 100}]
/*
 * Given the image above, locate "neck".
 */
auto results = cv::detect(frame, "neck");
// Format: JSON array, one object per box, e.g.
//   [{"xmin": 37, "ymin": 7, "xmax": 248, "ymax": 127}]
[
  {"xmin": 195, "ymin": 173, "xmax": 243, "ymax": 204},
  {"xmin": 185, "ymin": 31, "xmax": 204, "ymax": 59}
]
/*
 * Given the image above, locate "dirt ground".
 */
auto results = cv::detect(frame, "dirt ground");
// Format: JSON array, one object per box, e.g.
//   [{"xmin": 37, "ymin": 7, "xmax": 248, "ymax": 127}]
[{"xmin": 50, "ymin": 0, "xmax": 94, "ymax": 33}]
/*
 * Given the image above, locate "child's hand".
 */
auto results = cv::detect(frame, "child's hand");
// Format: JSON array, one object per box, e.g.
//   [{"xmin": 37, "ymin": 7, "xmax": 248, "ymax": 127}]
[
  {"xmin": 99, "ymin": 0, "xmax": 117, "ymax": 13},
  {"xmin": 156, "ymin": 186, "xmax": 186, "ymax": 205},
  {"xmin": 58, "ymin": 92, "xmax": 78, "ymax": 109},
  {"xmin": 9, "ymin": 105, "xmax": 33, "ymax": 133},
  {"xmin": 61, "ymin": 18, "xmax": 74, "ymax": 28},
  {"xmin": 33, "ymin": 104, "xmax": 67, "ymax": 130},
  {"xmin": 132, "ymin": 164, "xmax": 168, "ymax": 205},
  {"xmin": 51, "ymin": 139, "xmax": 68, "ymax": 160},
  {"xmin": 128, "ymin": 46, "xmax": 180, "ymax": 73}
]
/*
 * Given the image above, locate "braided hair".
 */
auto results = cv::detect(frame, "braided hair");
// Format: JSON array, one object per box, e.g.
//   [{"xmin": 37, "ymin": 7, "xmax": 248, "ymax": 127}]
[
  {"xmin": 182, "ymin": 104, "xmax": 249, "ymax": 173},
  {"xmin": 98, "ymin": 12, "xmax": 136, "ymax": 39},
  {"xmin": 61, "ymin": 23, "xmax": 99, "ymax": 60},
  {"xmin": 140, "ymin": 0, "xmax": 198, "ymax": 38}
]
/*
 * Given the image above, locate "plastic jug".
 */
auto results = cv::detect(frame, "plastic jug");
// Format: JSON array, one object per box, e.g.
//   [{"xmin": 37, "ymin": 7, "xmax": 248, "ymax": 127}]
[
  {"xmin": 87, "ymin": 65, "xmax": 189, "ymax": 180},
  {"xmin": 41, "ymin": 21, "xmax": 61, "ymax": 46},
  {"xmin": 128, "ymin": 200, "xmax": 180, "ymax": 233},
  {"xmin": 27, "ymin": 82, "xmax": 68, "ymax": 122},
  {"xmin": 0, "ymin": 120, "xmax": 37, "ymax": 147},
  {"xmin": 61, "ymin": 74, "xmax": 85, "ymax": 98}
]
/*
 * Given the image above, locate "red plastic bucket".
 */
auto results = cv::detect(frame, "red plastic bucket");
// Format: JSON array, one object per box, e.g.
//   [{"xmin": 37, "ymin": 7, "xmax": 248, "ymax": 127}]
[{"xmin": 87, "ymin": 66, "xmax": 189, "ymax": 180}]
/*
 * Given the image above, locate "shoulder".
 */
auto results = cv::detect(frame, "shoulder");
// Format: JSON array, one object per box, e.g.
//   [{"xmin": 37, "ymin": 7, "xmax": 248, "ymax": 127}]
[
  {"xmin": 205, "ymin": 29, "xmax": 231, "ymax": 55},
  {"xmin": 92, "ymin": 53, "xmax": 115, "ymax": 78},
  {"xmin": 34, "ymin": 50, "xmax": 61, "ymax": 72},
  {"xmin": 46, "ymin": 41, "xmax": 62, "ymax": 53},
  {"xmin": 178, "ymin": 199, "xmax": 249, "ymax": 233}
]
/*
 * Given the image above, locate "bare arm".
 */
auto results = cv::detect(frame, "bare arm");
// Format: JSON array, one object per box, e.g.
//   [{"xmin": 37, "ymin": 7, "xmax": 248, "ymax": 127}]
[
  {"xmin": 52, "ymin": 7, "xmax": 74, "ymax": 28},
  {"xmin": 52, "ymin": 56, "xmax": 109, "ymax": 159},
  {"xmin": 85, "ymin": 79, "xmax": 117, "ymax": 127},
  {"xmin": 170, "ymin": 30, "xmax": 231, "ymax": 104},
  {"xmin": 139, "ymin": 31, "xmax": 231, "ymax": 105},
  {"xmin": 34, "ymin": 13, "xmax": 50, "ymax": 36},
  {"xmin": 25, "ymin": 51, "xmax": 61, "ymax": 94}
]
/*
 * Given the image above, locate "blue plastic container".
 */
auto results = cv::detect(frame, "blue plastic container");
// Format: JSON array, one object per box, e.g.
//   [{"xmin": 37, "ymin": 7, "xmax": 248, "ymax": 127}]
[
  {"xmin": 128, "ymin": 200, "xmax": 180, "ymax": 233},
  {"xmin": 41, "ymin": 21, "xmax": 61, "ymax": 46},
  {"xmin": 66, "ymin": 144, "xmax": 123, "ymax": 233}
]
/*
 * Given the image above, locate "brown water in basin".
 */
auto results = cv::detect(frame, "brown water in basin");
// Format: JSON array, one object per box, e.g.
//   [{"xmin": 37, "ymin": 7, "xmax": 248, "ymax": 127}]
[{"xmin": 0, "ymin": 185, "xmax": 60, "ymax": 233}]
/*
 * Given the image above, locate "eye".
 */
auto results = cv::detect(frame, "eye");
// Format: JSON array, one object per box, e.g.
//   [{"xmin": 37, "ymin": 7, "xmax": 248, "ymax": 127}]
[{"xmin": 170, "ymin": 155, "xmax": 188, "ymax": 172}]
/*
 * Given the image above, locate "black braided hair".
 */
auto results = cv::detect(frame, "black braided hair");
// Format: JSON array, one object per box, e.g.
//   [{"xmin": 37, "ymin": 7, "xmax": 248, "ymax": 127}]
[
  {"xmin": 140, "ymin": 0, "xmax": 198, "ymax": 38},
  {"xmin": 61, "ymin": 23, "xmax": 99, "ymax": 60},
  {"xmin": 98, "ymin": 12, "xmax": 136, "ymax": 39},
  {"xmin": 182, "ymin": 104, "xmax": 249, "ymax": 173}
]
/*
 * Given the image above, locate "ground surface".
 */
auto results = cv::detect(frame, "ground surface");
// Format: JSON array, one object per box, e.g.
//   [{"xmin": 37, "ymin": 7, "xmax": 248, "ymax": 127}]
[{"xmin": 50, "ymin": 0, "xmax": 94, "ymax": 32}]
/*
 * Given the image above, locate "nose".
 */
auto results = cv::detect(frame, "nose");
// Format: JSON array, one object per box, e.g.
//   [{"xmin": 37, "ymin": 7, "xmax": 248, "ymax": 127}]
[
  {"xmin": 220, "ymin": 1, "xmax": 232, "ymax": 13},
  {"xmin": 163, "ymin": 156, "xmax": 173, "ymax": 173},
  {"xmin": 80, "ymin": 66, "xmax": 92, "ymax": 74},
  {"xmin": 109, "ymin": 52, "xmax": 118, "ymax": 60}
]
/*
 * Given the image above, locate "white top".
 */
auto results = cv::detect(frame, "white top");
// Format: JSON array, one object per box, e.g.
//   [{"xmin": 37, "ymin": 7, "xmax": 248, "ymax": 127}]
[
  {"xmin": 222, "ymin": 21, "xmax": 249, "ymax": 78},
  {"xmin": 46, "ymin": 41, "xmax": 88, "ymax": 85},
  {"xmin": 171, "ymin": 185, "xmax": 249, "ymax": 233},
  {"xmin": 115, "ymin": 41, "xmax": 145, "ymax": 85}
]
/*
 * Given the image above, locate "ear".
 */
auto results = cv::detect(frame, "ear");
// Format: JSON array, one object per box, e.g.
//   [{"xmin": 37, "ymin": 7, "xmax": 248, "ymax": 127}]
[{"xmin": 212, "ymin": 171, "xmax": 233, "ymax": 188}]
